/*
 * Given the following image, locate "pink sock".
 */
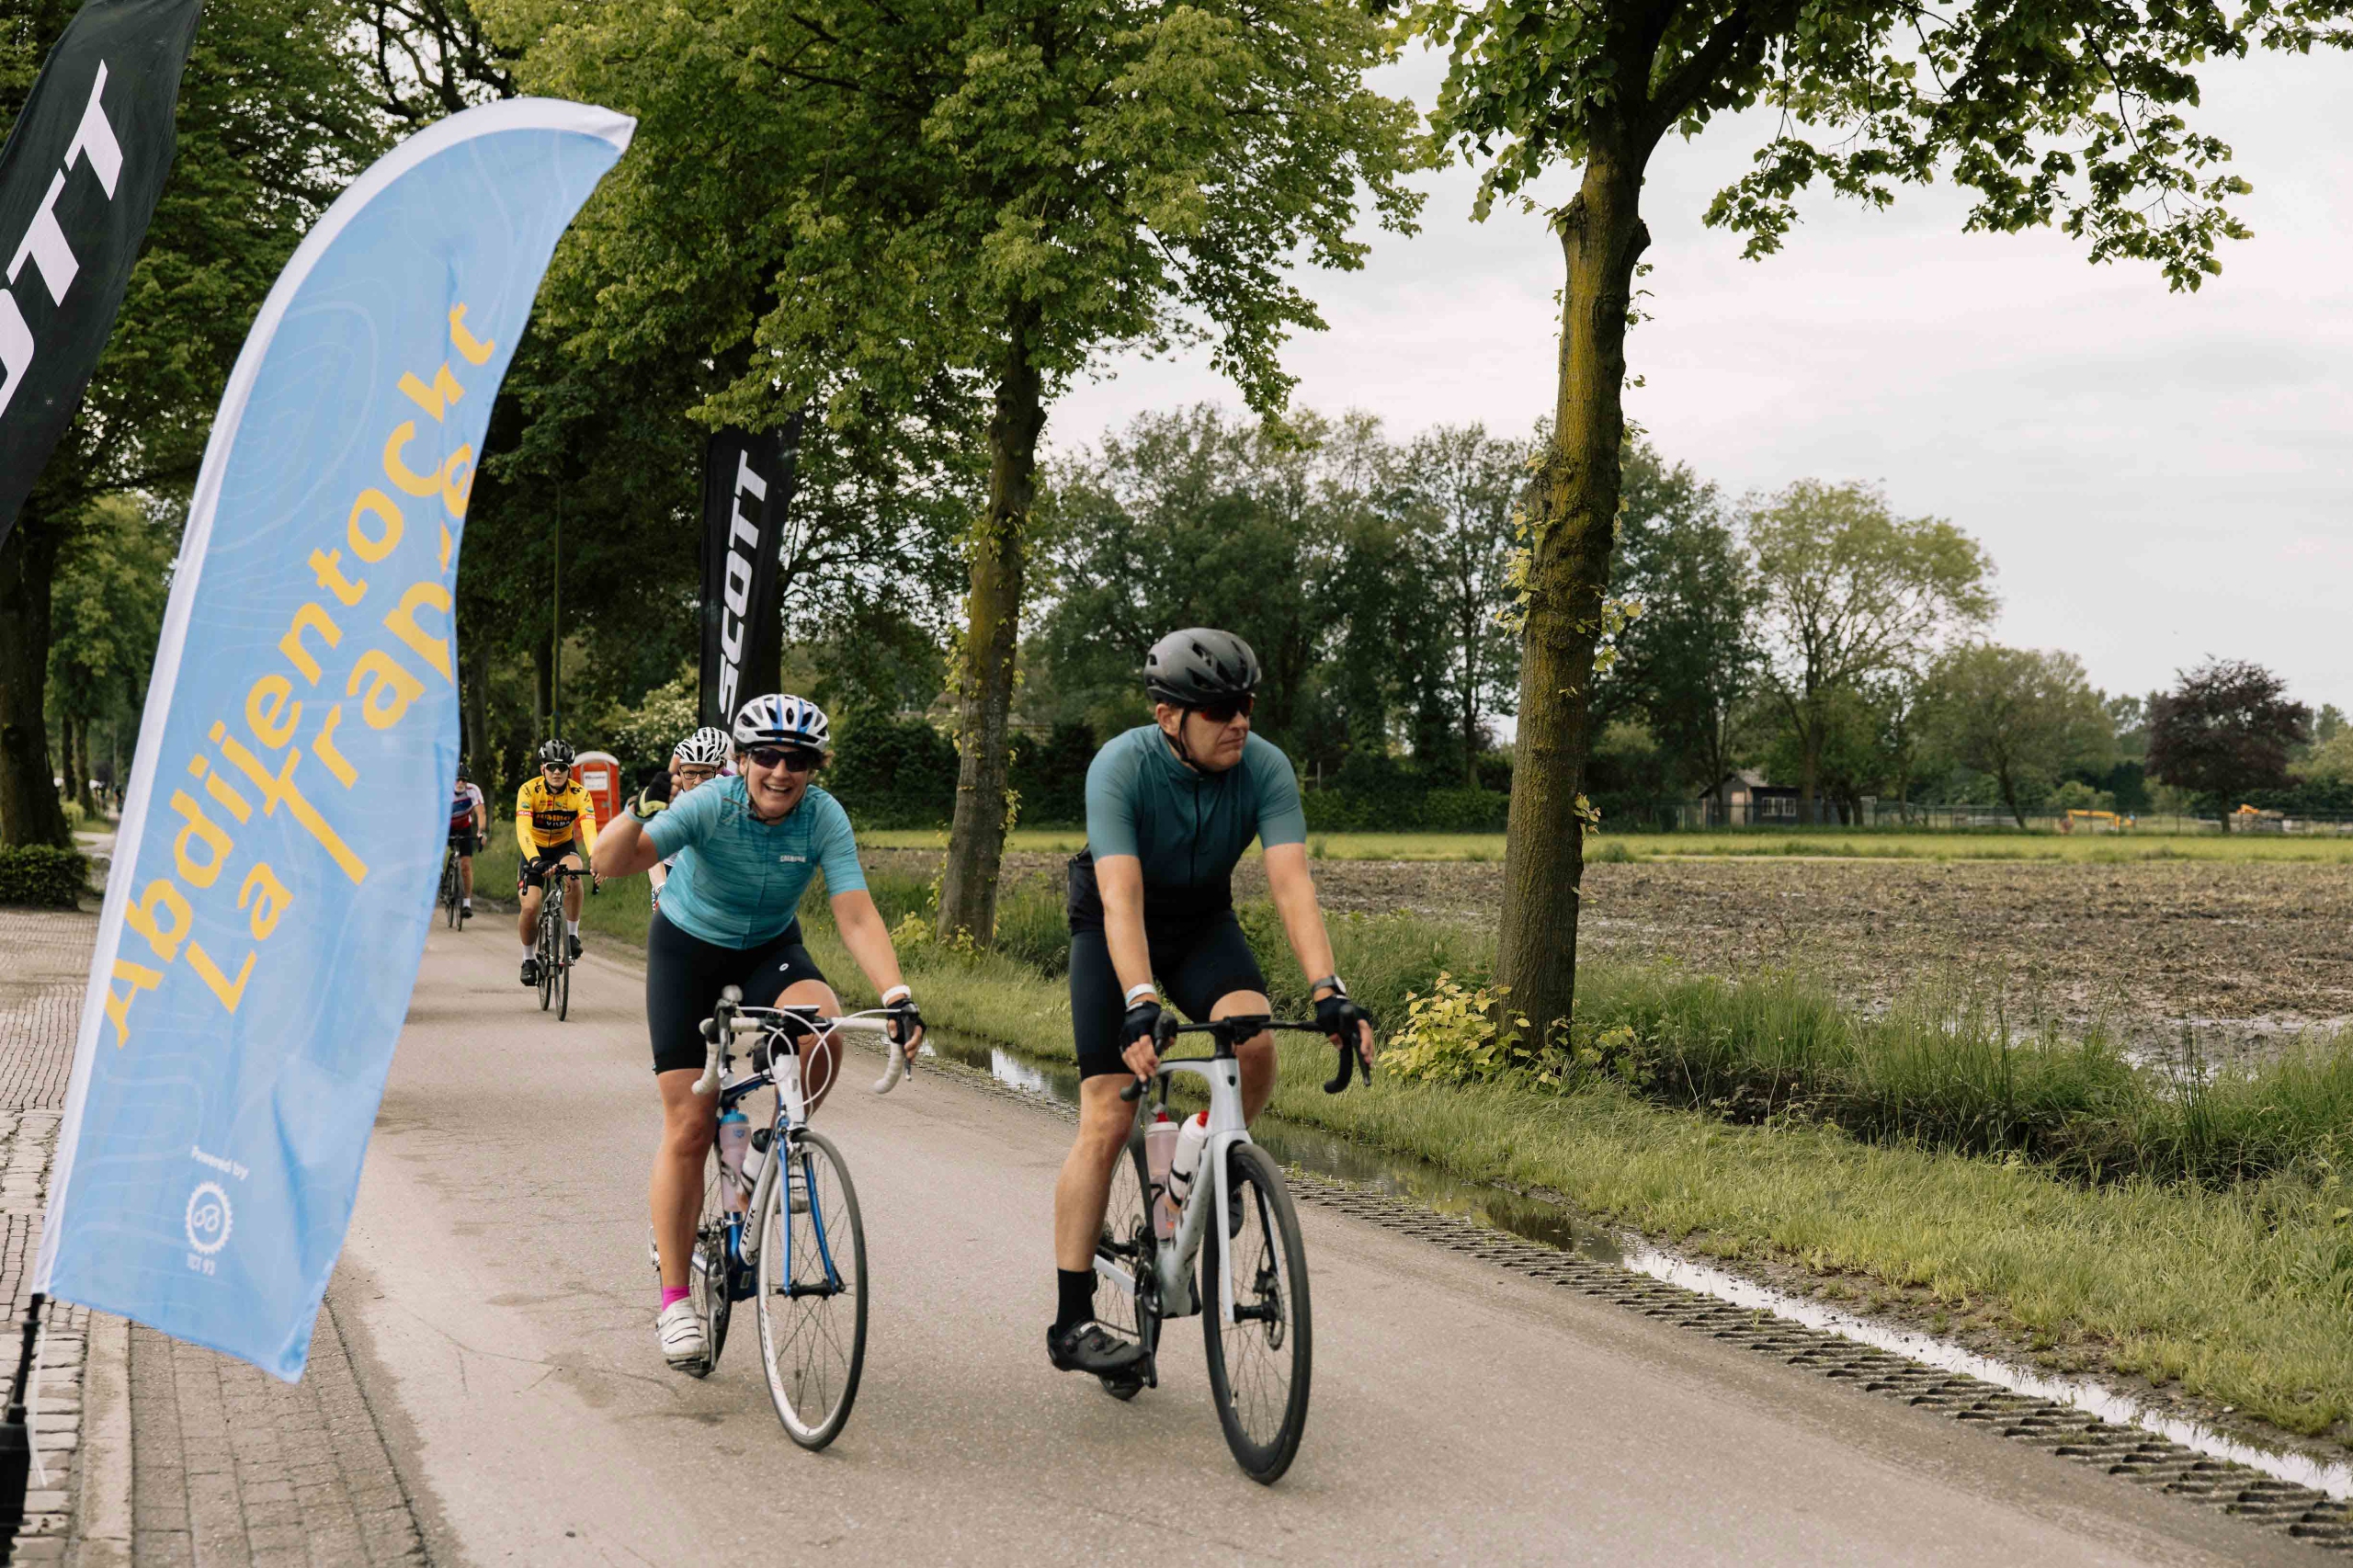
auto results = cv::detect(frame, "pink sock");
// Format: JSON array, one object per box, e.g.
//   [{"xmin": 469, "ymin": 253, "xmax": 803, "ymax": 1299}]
[{"xmin": 660, "ymin": 1286, "xmax": 689, "ymax": 1311}]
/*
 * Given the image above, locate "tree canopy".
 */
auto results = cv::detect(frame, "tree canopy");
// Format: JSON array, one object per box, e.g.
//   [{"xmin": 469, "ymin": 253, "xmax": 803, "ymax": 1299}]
[{"xmin": 2148, "ymin": 656, "xmax": 2311, "ymax": 810}]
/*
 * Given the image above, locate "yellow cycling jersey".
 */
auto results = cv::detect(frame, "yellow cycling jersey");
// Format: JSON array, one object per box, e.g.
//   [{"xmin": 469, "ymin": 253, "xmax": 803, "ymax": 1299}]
[{"xmin": 515, "ymin": 778, "xmax": 600, "ymax": 856}]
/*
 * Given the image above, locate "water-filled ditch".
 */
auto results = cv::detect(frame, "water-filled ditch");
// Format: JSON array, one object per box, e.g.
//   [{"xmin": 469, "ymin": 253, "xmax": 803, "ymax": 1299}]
[{"xmin": 924, "ymin": 1028, "xmax": 2353, "ymax": 1501}]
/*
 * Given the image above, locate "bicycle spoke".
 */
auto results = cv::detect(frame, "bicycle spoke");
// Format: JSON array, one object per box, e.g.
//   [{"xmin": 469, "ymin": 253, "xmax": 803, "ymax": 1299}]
[{"xmin": 756, "ymin": 1131, "xmax": 867, "ymax": 1449}]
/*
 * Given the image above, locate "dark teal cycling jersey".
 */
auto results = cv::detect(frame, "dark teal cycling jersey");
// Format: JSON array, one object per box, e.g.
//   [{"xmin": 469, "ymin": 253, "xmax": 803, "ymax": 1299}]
[{"xmin": 1070, "ymin": 726, "xmax": 1306, "ymax": 930}]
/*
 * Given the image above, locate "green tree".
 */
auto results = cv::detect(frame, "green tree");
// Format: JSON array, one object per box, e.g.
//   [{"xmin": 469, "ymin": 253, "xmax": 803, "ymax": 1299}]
[
  {"xmin": 503, "ymin": 0, "xmax": 1422, "ymax": 942},
  {"xmin": 1, "ymin": 0, "xmax": 381, "ymax": 846},
  {"xmin": 1410, "ymin": 0, "xmax": 2353, "ymax": 1040},
  {"xmin": 1749, "ymin": 481, "xmax": 1994, "ymax": 824},
  {"xmin": 1603, "ymin": 443, "xmax": 1755, "ymax": 804},
  {"xmin": 1401, "ymin": 424, "xmax": 1527, "ymax": 782},
  {"xmin": 1923, "ymin": 643, "xmax": 2113, "ymax": 828},
  {"xmin": 46, "ymin": 494, "xmax": 177, "ymax": 815}
]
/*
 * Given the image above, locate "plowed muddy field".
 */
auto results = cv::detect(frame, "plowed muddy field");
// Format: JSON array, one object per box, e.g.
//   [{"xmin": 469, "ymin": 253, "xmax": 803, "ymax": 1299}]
[{"xmin": 870, "ymin": 848, "xmax": 2353, "ymax": 1052}]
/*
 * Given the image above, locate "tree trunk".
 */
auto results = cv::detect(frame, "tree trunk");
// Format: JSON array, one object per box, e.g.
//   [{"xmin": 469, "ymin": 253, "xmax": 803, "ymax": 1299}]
[
  {"xmin": 2001, "ymin": 767, "xmax": 2027, "ymax": 830},
  {"xmin": 0, "ymin": 509, "xmax": 72, "ymax": 848},
  {"xmin": 463, "ymin": 633, "xmax": 492, "ymax": 777},
  {"xmin": 938, "ymin": 309, "xmax": 1044, "ymax": 945},
  {"xmin": 1495, "ymin": 157, "xmax": 1649, "ymax": 1046},
  {"xmin": 532, "ymin": 638, "xmax": 551, "ymax": 743},
  {"xmin": 1799, "ymin": 718, "xmax": 1823, "ymax": 826},
  {"xmin": 71, "ymin": 714, "xmax": 97, "ymax": 814}
]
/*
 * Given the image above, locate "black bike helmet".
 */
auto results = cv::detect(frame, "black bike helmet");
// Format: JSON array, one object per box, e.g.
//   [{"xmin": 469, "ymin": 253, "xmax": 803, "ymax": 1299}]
[
  {"xmin": 538, "ymin": 738, "xmax": 576, "ymax": 767},
  {"xmin": 455, "ymin": 762, "xmax": 472, "ymax": 783},
  {"xmin": 1144, "ymin": 629, "xmax": 1261, "ymax": 707}
]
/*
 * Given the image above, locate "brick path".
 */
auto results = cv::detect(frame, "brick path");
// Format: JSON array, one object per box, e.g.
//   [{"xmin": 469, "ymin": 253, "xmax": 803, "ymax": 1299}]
[{"xmin": 0, "ymin": 907, "xmax": 428, "ymax": 1566}]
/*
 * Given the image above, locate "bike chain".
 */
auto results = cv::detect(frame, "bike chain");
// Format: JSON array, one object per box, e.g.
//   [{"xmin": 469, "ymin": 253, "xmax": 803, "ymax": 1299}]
[{"xmin": 901, "ymin": 1043, "xmax": 2353, "ymax": 1553}]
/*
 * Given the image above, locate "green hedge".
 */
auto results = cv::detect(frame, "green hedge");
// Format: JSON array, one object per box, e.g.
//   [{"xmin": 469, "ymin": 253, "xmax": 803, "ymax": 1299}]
[{"xmin": 0, "ymin": 846, "xmax": 89, "ymax": 907}]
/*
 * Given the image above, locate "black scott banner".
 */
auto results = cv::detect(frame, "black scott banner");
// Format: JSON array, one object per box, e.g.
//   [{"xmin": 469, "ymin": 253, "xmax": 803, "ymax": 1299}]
[
  {"xmin": 0, "ymin": 0, "xmax": 204, "ymax": 544},
  {"xmin": 698, "ymin": 415, "xmax": 803, "ymax": 730}
]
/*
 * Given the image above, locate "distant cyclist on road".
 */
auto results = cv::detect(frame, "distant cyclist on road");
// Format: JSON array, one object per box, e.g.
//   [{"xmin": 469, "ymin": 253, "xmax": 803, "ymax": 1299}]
[
  {"xmin": 1048, "ymin": 629, "xmax": 1375, "ymax": 1381},
  {"xmin": 649, "ymin": 726, "xmax": 732, "ymax": 915},
  {"xmin": 447, "ymin": 763, "xmax": 485, "ymax": 921},
  {"xmin": 592, "ymin": 693, "xmax": 925, "ymax": 1371},
  {"xmin": 515, "ymin": 739, "xmax": 599, "ymax": 985}
]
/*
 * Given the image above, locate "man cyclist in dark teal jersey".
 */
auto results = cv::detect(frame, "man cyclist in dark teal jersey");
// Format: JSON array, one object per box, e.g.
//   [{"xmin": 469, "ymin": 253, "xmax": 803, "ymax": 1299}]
[{"xmin": 1048, "ymin": 629, "xmax": 1375, "ymax": 1383}]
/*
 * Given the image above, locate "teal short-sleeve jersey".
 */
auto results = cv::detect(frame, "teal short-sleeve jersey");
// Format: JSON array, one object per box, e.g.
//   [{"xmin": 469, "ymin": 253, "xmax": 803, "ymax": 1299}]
[
  {"xmin": 1074, "ymin": 727, "xmax": 1304, "ymax": 926},
  {"xmin": 645, "ymin": 778, "xmax": 866, "ymax": 948}
]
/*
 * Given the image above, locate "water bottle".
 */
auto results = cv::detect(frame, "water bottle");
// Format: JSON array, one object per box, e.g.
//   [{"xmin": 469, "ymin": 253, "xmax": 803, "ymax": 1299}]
[
  {"xmin": 1143, "ymin": 1111, "xmax": 1178, "ymax": 1240},
  {"xmin": 718, "ymin": 1108, "xmax": 750, "ymax": 1212},
  {"xmin": 1166, "ymin": 1110, "xmax": 1210, "ymax": 1210}
]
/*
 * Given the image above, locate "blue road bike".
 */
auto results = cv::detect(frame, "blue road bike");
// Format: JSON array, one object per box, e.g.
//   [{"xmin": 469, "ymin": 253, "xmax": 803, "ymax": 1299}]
[{"xmin": 680, "ymin": 988, "xmax": 911, "ymax": 1449}]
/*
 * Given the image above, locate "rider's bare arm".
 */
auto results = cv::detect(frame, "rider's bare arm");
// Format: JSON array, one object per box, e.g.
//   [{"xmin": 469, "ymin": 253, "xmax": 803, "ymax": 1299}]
[
  {"xmin": 828, "ymin": 889, "xmax": 922, "ymax": 1047},
  {"xmin": 1264, "ymin": 843, "xmax": 1372, "ymax": 1062},
  {"xmin": 1094, "ymin": 853, "xmax": 1155, "ymax": 1003},
  {"xmin": 593, "ymin": 813, "xmax": 665, "ymax": 880}
]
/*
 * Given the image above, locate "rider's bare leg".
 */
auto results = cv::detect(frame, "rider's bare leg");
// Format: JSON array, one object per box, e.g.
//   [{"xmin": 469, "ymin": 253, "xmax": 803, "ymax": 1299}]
[
  {"xmin": 779, "ymin": 977, "xmax": 842, "ymax": 1113},
  {"xmin": 1053, "ymin": 1078, "xmax": 1136, "ymax": 1272},
  {"xmin": 651, "ymin": 1067, "xmax": 714, "ymax": 1290},
  {"xmin": 1211, "ymin": 989, "xmax": 1277, "ymax": 1122}
]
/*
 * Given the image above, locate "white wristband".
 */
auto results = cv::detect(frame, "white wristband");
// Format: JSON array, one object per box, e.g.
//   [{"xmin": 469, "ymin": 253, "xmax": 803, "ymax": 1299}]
[
  {"xmin": 1124, "ymin": 983, "xmax": 1159, "ymax": 1006},
  {"xmin": 881, "ymin": 984, "xmax": 911, "ymax": 1006}
]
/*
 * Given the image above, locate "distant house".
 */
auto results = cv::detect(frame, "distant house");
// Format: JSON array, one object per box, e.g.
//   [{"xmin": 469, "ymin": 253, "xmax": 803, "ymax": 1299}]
[{"xmin": 1691, "ymin": 769, "xmax": 1801, "ymax": 827}]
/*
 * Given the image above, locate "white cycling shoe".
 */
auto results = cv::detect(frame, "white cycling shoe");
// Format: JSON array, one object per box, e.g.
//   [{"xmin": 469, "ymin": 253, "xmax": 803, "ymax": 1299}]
[{"xmin": 657, "ymin": 1300, "xmax": 708, "ymax": 1372}]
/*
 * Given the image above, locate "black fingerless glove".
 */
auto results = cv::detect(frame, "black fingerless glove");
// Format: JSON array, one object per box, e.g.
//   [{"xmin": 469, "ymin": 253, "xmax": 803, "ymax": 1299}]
[
  {"xmin": 885, "ymin": 995, "xmax": 924, "ymax": 1046},
  {"xmin": 1121, "ymin": 998, "xmax": 1164, "ymax": 1053},
  {"xmin": 1315, "ymin": 990, "xmax": 1372, "ymax": 1045},
  {"xmin": 630, "ymin": 767, "xmax": 673, "ymax": 822}
]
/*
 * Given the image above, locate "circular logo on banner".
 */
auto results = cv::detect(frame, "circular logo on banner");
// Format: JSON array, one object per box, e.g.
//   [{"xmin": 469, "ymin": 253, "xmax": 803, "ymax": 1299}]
[{"xmin": 186, "ymin": 1182, "xmax": 233, "ymax": 1256}]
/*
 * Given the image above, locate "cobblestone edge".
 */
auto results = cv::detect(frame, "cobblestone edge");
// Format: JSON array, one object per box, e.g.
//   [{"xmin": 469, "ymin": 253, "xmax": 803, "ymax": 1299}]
[{"xmin": 903, "ymin": 1045, "xmax": 2353, "ymax": 1557}]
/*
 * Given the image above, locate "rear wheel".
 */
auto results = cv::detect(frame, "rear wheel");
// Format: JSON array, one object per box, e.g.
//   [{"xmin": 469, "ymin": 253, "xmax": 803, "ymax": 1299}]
[
  {"xmin": 755, "ymin": 1131, "xmax": 867, "ymax": 1449},
  {"xmin": 1201, "ymin": 1142, "xmax": 1312, "ymax": 1484},
  {"xmin": 1090, "ymin": 1126, "xmax": 1160, "ymax": 1395}
]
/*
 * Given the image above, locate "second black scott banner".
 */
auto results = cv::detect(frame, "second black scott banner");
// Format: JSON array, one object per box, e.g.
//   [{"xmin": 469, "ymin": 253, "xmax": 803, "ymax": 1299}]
[
  {"xmin": 699, "ymin": 416, "xmax": 803, "ymax": 730},
  {"xmin": 0, "ymin": 0, "xmax": 205, "ymax": 545}
]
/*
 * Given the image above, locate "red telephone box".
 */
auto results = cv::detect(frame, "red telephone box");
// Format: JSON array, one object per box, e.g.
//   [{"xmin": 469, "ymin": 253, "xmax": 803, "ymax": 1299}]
[{"xmin": 574, "ymin": 751, "xmax": 623, "ymax": 833}]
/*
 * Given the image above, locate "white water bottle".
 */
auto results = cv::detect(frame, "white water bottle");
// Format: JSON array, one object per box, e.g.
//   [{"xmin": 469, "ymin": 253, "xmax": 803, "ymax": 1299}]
[
  {"xmin": 1144, "ymin": 1111, "xmax": 1179, "ymax": 1240},
  {"xmin": 743, "ymin": 1127, "xmax": 770, "ymax": 1195},
  {"xmin": 1166, "ymin": 1110, "xmax": 1210, "ymax": 1210},
  {"xmin": 718, "ymin": 1108, "xmax": 750, "ymax": 1213}
]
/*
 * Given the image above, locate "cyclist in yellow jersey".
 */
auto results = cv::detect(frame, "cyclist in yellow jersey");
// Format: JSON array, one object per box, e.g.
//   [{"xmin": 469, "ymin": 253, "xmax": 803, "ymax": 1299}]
[{"xmin": 516, "ymin": 738, "xmax": 600, "ymax": 985}]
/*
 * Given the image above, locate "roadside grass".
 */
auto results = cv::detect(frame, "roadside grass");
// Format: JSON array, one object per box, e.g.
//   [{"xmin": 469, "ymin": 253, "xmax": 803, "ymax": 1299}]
[{"xmin": 858, "ymin": 826, "xmax": 2353, "ymax": 864}]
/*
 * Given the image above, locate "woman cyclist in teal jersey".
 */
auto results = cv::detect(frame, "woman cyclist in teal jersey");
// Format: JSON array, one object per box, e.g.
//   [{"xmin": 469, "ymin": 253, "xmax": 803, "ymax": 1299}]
[
  {"xmin": 1047, "ymin": 630, "xmax": 1374, "ymax": 1382},
  {"xmin": 594, "ymin": 693, "xmax": 924, "ymax": 1371}
]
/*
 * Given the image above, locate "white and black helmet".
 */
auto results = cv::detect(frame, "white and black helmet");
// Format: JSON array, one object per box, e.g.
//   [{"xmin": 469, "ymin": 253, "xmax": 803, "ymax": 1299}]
[
  {"xmin": 671, "ymin": 726, "xmax": 733, "ymax": 767},
  {"xmin": 733, "ymin": 693, "xmax": 831, "ymax": 754},
  {"xmin": 1144, "ymin": 629, "xmax": 1261, "ymax": 707}
]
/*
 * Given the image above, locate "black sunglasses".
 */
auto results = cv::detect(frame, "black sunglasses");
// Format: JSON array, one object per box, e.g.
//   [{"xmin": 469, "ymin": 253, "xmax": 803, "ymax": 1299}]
[
  {"xmin": 1193, "ymin": 694, "xmax": 1254, "ymax": 724},
  {"xmin": 745, "ymin": 745, "xmax": 822, "ymax": 774}
]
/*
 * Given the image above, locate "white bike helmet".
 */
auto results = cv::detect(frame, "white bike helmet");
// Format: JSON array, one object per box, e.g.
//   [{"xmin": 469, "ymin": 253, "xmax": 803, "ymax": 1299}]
[
  {"xmin": 671, "ymin": 726, "xmax": 733, "ymax": 767},
  {"xmin": 733, "ymin": 693, "xmax": 831, "ymax": 755}
]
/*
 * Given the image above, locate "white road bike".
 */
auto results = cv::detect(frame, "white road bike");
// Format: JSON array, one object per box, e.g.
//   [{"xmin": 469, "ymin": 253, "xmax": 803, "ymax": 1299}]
[
  {"xmin": 678, "ymin": 987, "xmax": 912, "ymax": 1449},
  {"xmin": 1093, "ymin": 1014, "xmax": 1368, "ymax": 1483}
]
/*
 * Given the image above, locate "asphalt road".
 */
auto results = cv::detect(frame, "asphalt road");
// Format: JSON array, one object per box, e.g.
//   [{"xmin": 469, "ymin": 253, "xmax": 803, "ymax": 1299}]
[{"xmin": 334, "ymin": 922, "xmax": 2310, "ymax": 1566}]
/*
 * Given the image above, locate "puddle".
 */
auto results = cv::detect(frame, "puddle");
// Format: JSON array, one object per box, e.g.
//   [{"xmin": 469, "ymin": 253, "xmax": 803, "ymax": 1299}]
[{"xmin": 925, "ymin": 1028, "xmax": 2353, "ymax": 1501}]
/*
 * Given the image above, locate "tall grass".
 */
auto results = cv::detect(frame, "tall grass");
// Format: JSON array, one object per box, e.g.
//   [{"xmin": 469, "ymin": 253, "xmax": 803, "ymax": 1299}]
[{"xmin": 835, "ymin": 861, "xmax": 2353, "ymax": 1191}]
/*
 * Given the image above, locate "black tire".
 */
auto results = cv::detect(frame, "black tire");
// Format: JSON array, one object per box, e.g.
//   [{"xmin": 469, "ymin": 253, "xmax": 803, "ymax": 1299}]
[
  {"xmin": 687, "ymin": 1144, "xmax": 735, "ymax": 1375},
  {"xmin": 1091, "ymin": 1127, "xmax": 1161, "ymax": 1382},
  {"xmin": 537, "ymin": 903, "xmax": 556, "ymax": 1012},
  {"xmin": 755, "ymin": 1130, "xmax": 867, "ymax": 1449},
  {"xmin": 440, "ymin": 851, "xmax": 460, "ymax": 928},
  {"xmin": 556, "ymin": 916, "xmax": 571, "ymax": 1022},
  {"xmin": 1200, "ymin": 1142, "xmax": 1312, "ymax": 1484}
]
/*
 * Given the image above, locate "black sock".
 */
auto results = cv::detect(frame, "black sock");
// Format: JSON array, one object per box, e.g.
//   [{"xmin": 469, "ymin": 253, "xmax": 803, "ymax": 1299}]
[{"xmin": 1055, "ymin": 1267, "xmax": 1096, "ymax": 1331}]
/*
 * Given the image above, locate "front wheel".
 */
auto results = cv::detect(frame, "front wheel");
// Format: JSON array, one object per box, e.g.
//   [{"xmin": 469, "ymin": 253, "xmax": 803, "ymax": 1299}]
[
  {"xmin": 1200, "ymin": 1142, "xmax": 1312, "ymax": 1484},
  {"xmin": 688, "ymin": 1146, "xmax": 735, "ymax": 1375},
  {"xmin": 536, "ymin": 906, "xmax": 555, "ymax": 1011},
  {"xmin": 755, "ymin": 1130, "xmax": 867, "ymax": 1449}
]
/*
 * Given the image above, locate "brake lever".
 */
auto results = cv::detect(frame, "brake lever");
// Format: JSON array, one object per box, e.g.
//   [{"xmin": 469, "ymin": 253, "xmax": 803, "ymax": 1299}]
[{"xmin": 1120, "ymin": 1012, "xmax": 1186, "ymax": 1102}]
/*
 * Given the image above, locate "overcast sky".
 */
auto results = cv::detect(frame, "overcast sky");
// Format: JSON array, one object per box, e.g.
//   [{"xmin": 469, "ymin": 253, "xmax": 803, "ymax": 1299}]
[{"xmin": 1049, "ymin": 45, "xmax": 2353, "ymax": 710}]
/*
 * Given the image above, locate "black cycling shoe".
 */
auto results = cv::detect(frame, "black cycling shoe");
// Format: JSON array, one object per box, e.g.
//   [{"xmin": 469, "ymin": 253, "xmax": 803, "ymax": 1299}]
[
  {"xmin": 1047, "ymin": 1321, "xmax": 1144, "ymax": 1377},
  {"xmin": 520, "ymin": 957, "xmax": 539, "ymax": 986},
  {"xmin": 567, "ymin": 935, "xmax": 584, "ymax": 960}
]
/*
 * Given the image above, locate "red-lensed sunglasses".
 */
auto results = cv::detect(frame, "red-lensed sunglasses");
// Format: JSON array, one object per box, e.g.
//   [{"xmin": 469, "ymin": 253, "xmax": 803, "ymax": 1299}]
[{"xmin": 1194, "ymin": 694, "xmax": 1254, "ymax": 724}]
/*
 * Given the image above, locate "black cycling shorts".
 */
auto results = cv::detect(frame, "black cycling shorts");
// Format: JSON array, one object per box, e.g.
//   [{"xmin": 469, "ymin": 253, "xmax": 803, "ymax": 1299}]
[
  {"xmin": 1069, "ymin": 909, "xmax": 1267, "ymax": 1079},
  {"xmin": 447, "ymin": 828, "xmax": 479, "ymax": 856},
  {"xmin": 644, "ymin": 908, "xmax": 826, "ymax": 1074},
  {"xmin": 517, "ymin": 846, "xmax": 578, "ymax": 890}
]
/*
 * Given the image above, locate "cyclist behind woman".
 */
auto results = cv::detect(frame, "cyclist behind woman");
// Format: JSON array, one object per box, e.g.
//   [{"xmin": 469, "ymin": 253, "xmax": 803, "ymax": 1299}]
[
  {"xmin": 593, "ymin": 694, "xmax": 925, "ymax": 1370},
  {"xmin": 1049, "ymin": 629, "xmax": 1374, "ymax": 1381},
  {"xmin": 649, "ymin": 725, "xmax": 732, "ymax": 914},
  {"xmin": 446, "ymin": 763, "xmax": 485, "ymax": 921},
  {"xmin": 515, "ymin": 739, "xmax": 599, "ymax": 984}
]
